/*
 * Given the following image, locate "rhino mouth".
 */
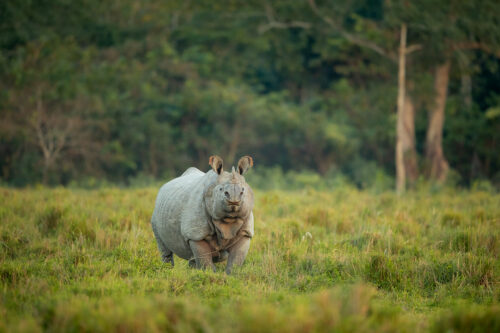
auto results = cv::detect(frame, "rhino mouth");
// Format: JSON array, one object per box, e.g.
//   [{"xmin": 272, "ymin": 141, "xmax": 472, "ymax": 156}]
[
  {"xmin": 227, "ymin": 200, "xmax": 241, "ymax": 207},
  {"xmin": 224, "ymin": 206, "xmax": 240, "ymax": 216}
]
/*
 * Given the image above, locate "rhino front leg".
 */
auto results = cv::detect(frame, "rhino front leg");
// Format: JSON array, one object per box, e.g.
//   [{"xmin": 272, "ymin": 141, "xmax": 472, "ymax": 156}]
[
  {"xmin": 225, "ymin": 236, "xmax": 251, "ymax": 274},
  {"xmin": 188, "ymin": 239, "xmax": 216, "ymax": 272}
]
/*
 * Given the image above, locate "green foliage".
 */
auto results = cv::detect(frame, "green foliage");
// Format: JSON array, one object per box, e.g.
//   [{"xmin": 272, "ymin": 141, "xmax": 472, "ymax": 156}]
[
  {"xmin": 432, "ymin": 305, "xmax": 500, "ymax": 333},
  {"xmin": 0, "ymin": 187, "xmax": 499, "ymax": 331},
  {"xmin": 1, "ymin": 0, "xmax": 499, "ymax": 187}
]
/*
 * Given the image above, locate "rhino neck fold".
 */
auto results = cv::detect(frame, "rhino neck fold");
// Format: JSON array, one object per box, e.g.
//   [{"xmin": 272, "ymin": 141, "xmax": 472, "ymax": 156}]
[{"xmin": 211, "ymin": 218, "xmax": 244, "ymax": 244}]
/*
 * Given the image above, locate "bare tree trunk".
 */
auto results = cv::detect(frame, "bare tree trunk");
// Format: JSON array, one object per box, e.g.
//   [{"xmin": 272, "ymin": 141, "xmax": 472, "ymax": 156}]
[
  {"xmin": 403, "ymin": 96, "xmax": 418, "ymax": 184},
  {"xmin": 396, "ymin": 24, "xmax": 408, "ymax": 194},
  {"xmin": 425, "ymin": 60, "xmax": 451, "ymax": 182}
]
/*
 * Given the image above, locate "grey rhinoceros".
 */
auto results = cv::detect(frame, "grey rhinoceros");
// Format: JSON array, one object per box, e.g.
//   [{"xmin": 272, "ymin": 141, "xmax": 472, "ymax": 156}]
[{"xmin": 151, "ymin": 155, "xmax": 254, "ymax": 274}]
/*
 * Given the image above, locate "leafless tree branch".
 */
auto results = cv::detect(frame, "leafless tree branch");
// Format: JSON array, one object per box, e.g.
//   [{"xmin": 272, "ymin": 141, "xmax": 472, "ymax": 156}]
[
  {"xmin": 258, "ymin": 3, "xmax": 311, "ymax": 34},
  {"xmin": 405, "ymin": 44, "xmax": 422, "ymax": 54},
  {"xmin": 452, "ymin": 42, "xmax": 500, "ymax": 58},
  {"xmin": 308, "ymin": 0, "xmax": 397, "ymax": 61}
]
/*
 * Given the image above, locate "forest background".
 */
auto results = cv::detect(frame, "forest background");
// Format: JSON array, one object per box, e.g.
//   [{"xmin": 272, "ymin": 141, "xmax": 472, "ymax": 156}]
[{"xmin": 1, "ymin": 0, "xmax": 499, "ymax": 191}]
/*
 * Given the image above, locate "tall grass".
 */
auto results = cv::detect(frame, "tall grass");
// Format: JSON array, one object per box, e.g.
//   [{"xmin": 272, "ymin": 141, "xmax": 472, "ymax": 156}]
[{"xmin": 0, "ymin": 187, "xmax": 498, "ymax": 332}]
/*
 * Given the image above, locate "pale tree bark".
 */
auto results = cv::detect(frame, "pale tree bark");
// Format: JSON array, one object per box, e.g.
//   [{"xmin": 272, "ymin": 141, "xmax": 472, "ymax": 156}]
[
  {"xmin": 395, "ymin": 24, "xmax": 407, "ymax": 193},
  {"xmin": 261, "ymin": 4, "xmax": 423, "ymax": 190},
  {"xmin": 396, "ymin": 25, "xmax": 419, "ymax": 193},
  {"xmin": 403, "ymin": 96, "xmax": 418, "ymax": 183},
  {"xmin": 425, "ymin": 60, "xmax": 451, "ymax": 182},
  {"xmin": 423, "ymin": 43, "xmax": 499, "ymax": 182}
]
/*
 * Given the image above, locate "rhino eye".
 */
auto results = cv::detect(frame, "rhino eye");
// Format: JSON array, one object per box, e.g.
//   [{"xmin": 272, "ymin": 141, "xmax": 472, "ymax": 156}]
[{"xmin": 219, "ymin": 187, "xmax": 223, "ymax": 191}]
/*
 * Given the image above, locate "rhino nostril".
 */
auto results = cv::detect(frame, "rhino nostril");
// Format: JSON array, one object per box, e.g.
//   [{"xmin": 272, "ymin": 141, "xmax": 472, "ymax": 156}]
[{"xmin": 224, "ymin": 191, "xmax": 230, "ymax": 198}]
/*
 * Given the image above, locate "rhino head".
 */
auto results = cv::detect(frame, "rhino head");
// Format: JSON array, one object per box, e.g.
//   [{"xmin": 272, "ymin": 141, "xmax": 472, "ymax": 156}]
[{"xmin": 205, "ymin": 155, "xmax": 254, "ymax": 221}]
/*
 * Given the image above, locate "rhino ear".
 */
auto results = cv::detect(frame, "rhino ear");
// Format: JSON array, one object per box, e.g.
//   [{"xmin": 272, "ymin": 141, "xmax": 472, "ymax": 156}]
[
  {"xmin": 209, "ymin": 155, "xmax": 224, "ymax": 175},
  {"xmin": 237, "ymin": 156, "xmax": 253, "ymax": 175}
]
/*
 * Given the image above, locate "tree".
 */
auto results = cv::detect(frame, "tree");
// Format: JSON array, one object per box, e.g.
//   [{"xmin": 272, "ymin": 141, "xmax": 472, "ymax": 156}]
[
  {"xmin": 399, "ymin": 0, "xmax": 500, "ymax": 182},
  {"xmin": 425, "ymin": 61, "xmax": 451, "ymax": 182},
  {"xmin": 1, "ymin": 39, "xmax": 99, "ymax": 184},
  {"xmin": 261, "ymin": 0, "xmax": 421, "ymax": 191},
  {"xmin": 1, "ymin": 0, "xmax": 499, "ymax": 187},
  {"xmin": 396, "ymin": 24, "xmax": 419, "ymax": 193}
]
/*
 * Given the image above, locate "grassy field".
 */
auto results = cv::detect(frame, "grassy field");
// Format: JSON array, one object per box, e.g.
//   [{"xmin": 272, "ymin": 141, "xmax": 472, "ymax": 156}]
[{"xmin": 0, "ymin": 186, "xmax": 499, "ymax": 332}]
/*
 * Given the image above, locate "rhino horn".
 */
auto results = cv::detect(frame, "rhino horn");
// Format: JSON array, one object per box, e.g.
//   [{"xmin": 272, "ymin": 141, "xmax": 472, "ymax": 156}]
[{"xmin": 231, "ymin": 167, "xmax": 238, "ymax": 182}]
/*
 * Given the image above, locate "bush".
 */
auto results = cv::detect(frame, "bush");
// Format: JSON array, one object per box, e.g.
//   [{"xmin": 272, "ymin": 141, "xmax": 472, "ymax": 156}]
[{"xmin": 432, "ymin": 306, "xmax": 500, "ymax": 333}]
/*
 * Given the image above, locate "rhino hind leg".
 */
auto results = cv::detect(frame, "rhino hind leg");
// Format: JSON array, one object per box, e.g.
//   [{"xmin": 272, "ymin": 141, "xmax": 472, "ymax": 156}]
[
  {"xmin": 152, "ymin": 222, "xmax": 174, "ymax": 266},
  {"xmin": 161, "ymin": 249, "xmax": 174, "ymax": 266},
  {"xmin": 157, "ymin": 240, "xmax": 174, "ymax": 266}
]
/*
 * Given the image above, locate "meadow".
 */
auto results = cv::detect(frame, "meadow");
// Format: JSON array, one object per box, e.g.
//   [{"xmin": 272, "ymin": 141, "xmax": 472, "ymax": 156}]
[{"xmin": 0, "ymin": 185, "xmax": 499, "ymax": 332}]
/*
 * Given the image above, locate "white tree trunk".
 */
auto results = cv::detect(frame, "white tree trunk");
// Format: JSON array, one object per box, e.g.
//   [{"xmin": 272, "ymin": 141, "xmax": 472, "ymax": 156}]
[{"xmin": 396, "ymin": 24, "xmax": 408, "ymax": 194}]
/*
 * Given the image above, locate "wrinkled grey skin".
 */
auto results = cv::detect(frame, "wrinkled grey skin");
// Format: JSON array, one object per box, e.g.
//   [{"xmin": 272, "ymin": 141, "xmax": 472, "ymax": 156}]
[{"xmin": 151, "ymin": 156, "xmax": 254, "ymax": 274}]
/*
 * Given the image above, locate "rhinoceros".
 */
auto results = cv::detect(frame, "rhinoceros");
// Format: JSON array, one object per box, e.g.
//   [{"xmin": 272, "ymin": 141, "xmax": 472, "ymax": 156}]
[{"xmin": 151, "ymin": 155, "xmax": 254, "ymax": 274}]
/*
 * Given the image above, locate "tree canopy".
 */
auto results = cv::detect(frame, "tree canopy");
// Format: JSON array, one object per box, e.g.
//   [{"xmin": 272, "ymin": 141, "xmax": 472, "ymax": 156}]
[{"xmin": 1, "ymin": 0, "xmax": 499, "ymax": 188}]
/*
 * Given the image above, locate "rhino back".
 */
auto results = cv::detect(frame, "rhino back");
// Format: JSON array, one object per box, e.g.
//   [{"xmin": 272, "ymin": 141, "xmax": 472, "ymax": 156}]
[{"xmin": 151, "ymin": 169, "xmax": 217, "ymax": 259}]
